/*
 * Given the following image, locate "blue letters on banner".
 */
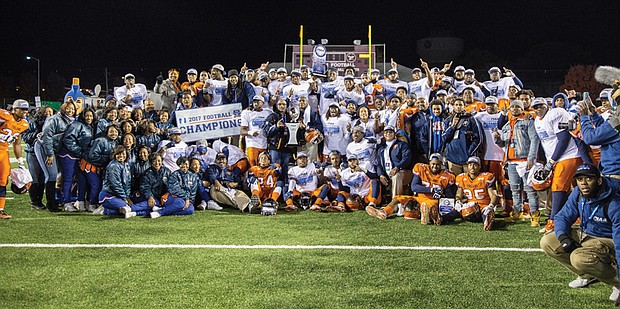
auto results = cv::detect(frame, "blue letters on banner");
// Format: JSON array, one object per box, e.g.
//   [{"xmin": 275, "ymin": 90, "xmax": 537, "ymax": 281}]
[{"xmin": 174, "ymin": 104, "xmax": 242, "ymax": 142}]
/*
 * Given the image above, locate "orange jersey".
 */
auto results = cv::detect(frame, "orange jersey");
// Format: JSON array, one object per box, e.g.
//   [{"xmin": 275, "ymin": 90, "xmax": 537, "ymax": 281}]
[
  {"xmin": 464, "ymin": 101, "xmax": 487, "ymax": 113},
  {"xmin": 456, "ymin": 172, "xmax": 495, "ymax": 207},
  {"xmin": 413, "ymin": 163, "xmax": 455, "ymax": 190},
  {"xmin": 0, "ymin": 109, "xmax": 28, "ymax": 150},
  {"xmin": 181, "ymin": 81, "xmax": 205, "ymax": 96},
  {"xmin": 398, "ymin": 107, "xmax": 417, "ymax": 131},
  {"xmin": 248, "ymin": 164, "xmax": 281, "ymax": 190}
]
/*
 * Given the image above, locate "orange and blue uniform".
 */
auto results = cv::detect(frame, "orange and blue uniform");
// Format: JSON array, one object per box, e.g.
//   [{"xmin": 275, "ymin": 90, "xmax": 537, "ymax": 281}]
[{"xmin": 0, "ymin": 109, "xmax": 29, "ymax": 210}]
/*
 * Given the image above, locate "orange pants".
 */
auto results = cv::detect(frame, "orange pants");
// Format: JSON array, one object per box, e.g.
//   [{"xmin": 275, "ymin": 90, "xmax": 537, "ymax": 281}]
[
  {"xmin": 231, "ymin": 158, "xmax": 250, "ymax": 174},
  {"xmin": 251, "ymin": 185, "xmax": 282, "ymax": 202},
  {"xmin": 285, "ymin": 187, "xmax": 322, "ymax": 206},
  {"xmin": 246, "ymin": 147, "xmax": 266, "ymax": 168},
  {"xmin": 552, "ymin": 158, "xmax": 582, "ymax": 192},
  {"xmin": 0, "ymin": 150, "xmax": 10, "ymax": 209},
  {"xmin": 483, "ymin": 160, "xmax": 505, "ymax": 186},
  {"xmin": 388, "ymin": 194, "xmax": 437, "ymax": 218}
]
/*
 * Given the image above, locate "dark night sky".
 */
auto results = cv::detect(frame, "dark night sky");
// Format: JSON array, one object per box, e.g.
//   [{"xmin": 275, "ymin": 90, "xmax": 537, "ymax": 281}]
[{"xmin": 1, "ymin": 1, "xmax": 619, "ymax": 89}]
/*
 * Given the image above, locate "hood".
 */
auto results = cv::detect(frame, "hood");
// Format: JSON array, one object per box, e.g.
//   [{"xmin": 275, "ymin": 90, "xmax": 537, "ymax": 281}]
[
  {"xmin": 588, "ymin": 177, "xmax": 618, "ymax": 203},
  {"xmin": 551, "ymin": 93, "xmax": 569, "ymax": 110}
]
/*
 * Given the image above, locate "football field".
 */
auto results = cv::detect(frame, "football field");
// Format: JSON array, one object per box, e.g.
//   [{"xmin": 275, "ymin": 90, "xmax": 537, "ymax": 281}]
[{"xmin": 0, "ymin": 190, "xmax": 615, "ymax": 309}]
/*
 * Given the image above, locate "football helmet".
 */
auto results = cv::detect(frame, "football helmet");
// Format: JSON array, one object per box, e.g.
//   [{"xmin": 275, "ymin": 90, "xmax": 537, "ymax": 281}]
[
  {"xmin": 531, "ymin": 163, "xmax": 553, "ymax": 191},
  {"xmin": 299, "ymin": 192, "xmax": 312, "ymax": 210},
  {"xmin": 261, "ymin": 198, "xmax": 277, "ymax": 216},
  {"xmin": 346, "ymin": 194, "xmax": 362, "ymax": 210},
  {"xmin": 10, "ymin": 168, "xmax": 32, "ymax": 194},
  {"xmin": 459, "ymin": 202, "xmax": 480, "ymax": 221},
  {"xmin": 305, "ymin": 128, "xmax": 324, "ymax": 145}
]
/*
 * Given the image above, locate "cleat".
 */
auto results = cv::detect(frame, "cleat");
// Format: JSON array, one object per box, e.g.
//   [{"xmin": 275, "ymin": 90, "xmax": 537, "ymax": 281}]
[
  {"xmin": 420, "ymin": 203, "xmax": 430, "ymax": 225},
  {"xmin": 207, "ymin": 201, "xmax": 223, "ymax": 211},
  {"xmin": 365, "ymin": 205, "xmax": 386, "ymax": 219},
  {"xmin": 530, "ymin": 210, "xmax": 541, "ymax": 227},
  {"xmin": 539, "ymin": 219, "xmax": 554, "ymax": 233},
  {"xmin": 284, "ymin": 205, "xmax": 298, "ymax": 212},
  {"xmin": 309, "ymin": 205, "xmax": 322, "ymax": 212},
  {"xmin": 483, "ymin": 210, "xmax": 495, "ymax": 231},
  {"xmin": 569, "ymin": 277, "xmax": 599, "ymax": 289},
  {"xmin": 326, "ymin": 205, "xmax": 345, "ymax": 212},
  {"xmin": 250, "ymin": 194, "xmax": 261, "ymax": 209},
  {"xmin": 0, "ymin": 209, "xmax": 12, "ymax": 219},
  {"xmin": 92, "ymin": 206, "xmax": 105, "ymax": 215},
  {"xmin": 429, "ymin": 205, "xmax": 442, "ymax": 225}
]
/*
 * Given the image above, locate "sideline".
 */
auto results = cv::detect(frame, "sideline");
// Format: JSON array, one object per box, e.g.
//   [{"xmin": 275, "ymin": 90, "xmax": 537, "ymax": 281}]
[{"xmin": 0, "ymin": 243, "xmax": 544, "ymax": 252}]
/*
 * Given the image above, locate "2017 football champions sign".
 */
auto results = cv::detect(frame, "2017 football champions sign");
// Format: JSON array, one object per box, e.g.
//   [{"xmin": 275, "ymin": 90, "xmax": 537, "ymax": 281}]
[{"xmin": 175, "ymin": 104, "xmax": 242, "ymax": 142}]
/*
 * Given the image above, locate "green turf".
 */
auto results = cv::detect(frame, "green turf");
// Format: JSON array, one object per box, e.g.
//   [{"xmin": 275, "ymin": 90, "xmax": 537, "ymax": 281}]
[{"xmin": 0, "ymin": 191, "xmax": 616, "ymax": 308}]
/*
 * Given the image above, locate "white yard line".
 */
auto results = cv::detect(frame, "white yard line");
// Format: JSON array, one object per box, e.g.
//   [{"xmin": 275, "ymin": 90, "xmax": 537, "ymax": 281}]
[{"xmin": 0, "ymin": 243, "xmax": 543, "ymax": 252}]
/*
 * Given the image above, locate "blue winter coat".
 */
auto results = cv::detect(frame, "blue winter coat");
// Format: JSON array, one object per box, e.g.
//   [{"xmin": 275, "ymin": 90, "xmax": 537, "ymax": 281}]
[
  {"xmin": 86, "ymin": 136, "xmax": 117, "ymax": 167},
  {"xmin": 137, "ymin": 133, "xmax": 161, "ymax": 153},
  {"xmin": 376, "ymin": 139, "xmax": 412, "ymax": 177},
  {"xmin": 580, "ymin": 113, "xmax": 620, "ymax": 176},
  {"xmin": 140, "ymin": 166, "xmax": 171, "ymax": 200},
  {"xmin": 442, "ymin": 115, "xmax": 482, "ymax": 165},
  {"xmin": 167, "ymin": 169, "xmax": 199, "ymax": 203},
  {"xmin": 102, "ymin": 160, "xmax": 131, "ymax": 199},
  {"xmin": 41, "ymin": 112, "xmax": 74, "ymax": 156},
  {"xmin": 22, "ymin": 118, "xmax": 41, "ymax": 154},
  {"xmin": 62, "ymin": 120, "xmax": 94, "ymax": 157}
]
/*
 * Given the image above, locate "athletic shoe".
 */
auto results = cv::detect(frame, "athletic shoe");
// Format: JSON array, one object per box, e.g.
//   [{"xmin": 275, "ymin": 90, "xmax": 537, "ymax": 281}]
[
  {"xmin": 74, "ymin": 201, "xmax": 86, "ymax": 211},
  {"xmin": 250, "ymin": 194, "xmax": 260, "ymax": 209},
  {"xmin": 0, "ymin": 209, "xmax": 12, "ymax": 219},
  {"xmin": 207, "ymin": 200, "xmax": 223, "ymax": 211},
  {"xmin": 365, "ymin": 205, "xmax": 386, "ymax": 220},
  {"xmin": 420, "ymin": 203, "xmax": 430, "ymax": 225},
  {"xmin": 284, "ymin": 205, "xmax": 298, "ymax": 212},
  {"xmin": 152, "ymin": 206, "xmax": 162, "ymax": 212},
  {"xmin": 539, "ymin": 219, "xmax": 554, "ymax": 233},
  {"xmin": 119, "ymin": 206, "xmax": 131, "ymax": 215},
  {"xmin": 511, "ymin": 211, "xmax": 525, "ymax": 221},
  {"xmin": 429, "ymin": 205, "xmax": 442, "ymax": 226},
  {"xmin": 568, "ymin": 277, "xmax": 598, "ymax": 288},
  {"xmin": 530, "ymin": 211, "xmax": 541, "ymax": 227},
  {"xmin": 64, "ymin": 203, "xmax": 79, "ymax": 212},
  {"xmin": 150, "ymin": 211, "xmax": 161, "ymax": 219},
  {"xmin": 30, "ymin": 203, "xmax": 45, "ymax": 210},
  {"xmin": 92, "ymin": 206, "xmax": 105, "ymax": 215},
  {"xmin": 610, "ymin": 286, "xmax": 620, "ymax": 302},
  {"xmin": 125, "ymin": 211, "xmax": 137, "ymax": 219},
  {"xmin": 396, "ymin": 203, "xmax": 405, "ymax": 217},
  {"xmin": 326, "ymin": 205, "xmax": 345, "ymax": 213},
  {"xmin": 309, "ymin": 205, "xmax": 322, "ymax": 212},
  {"xmin": 196, "ymin": 201, "xmax": 207, "ymax": 210},
  {"xmin": 85, "ymin": 203, "xmax": 98, "ymax": 212},
  {"xmin": 483, "ymin": 210, "xmax": 495, "ymax": 231}
]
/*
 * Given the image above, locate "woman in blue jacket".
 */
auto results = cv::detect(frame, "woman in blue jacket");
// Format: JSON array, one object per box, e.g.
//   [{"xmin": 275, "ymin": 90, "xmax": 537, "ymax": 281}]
[
  {"xmin": 35, "ymin": 102, "xmax": 76, "ymax": 212},
  {"xmin": 150, "ymin": 156, "xmax": 198, "ymax": 218},
  {"xmin": 22, "ymin": 106, "xmax": 54, "ymax": 210},
  {"xmin": 60, "ymin": 107, "xmax": 96, "ymax": 212},
  {"xmin": 98, "ymin": 145, "xmax": 134, "ymax": 218},
  {"xmin": 83, "ymin": 124, "xmax": 119, "ymax": 211},
  {"xmin": 136, "ymin": 119, "xmax": 161, "ymax": 153},
  {"xmin": 130, "ymin": 153, "xmax": 171, "ymax": 216},
  {"xmin": 130, "ymin": 145, "xmax": 151, "ymax": 197},
  {"xmin": 95, "ymin": 107, "xmax": 118, "ymax": 138}
]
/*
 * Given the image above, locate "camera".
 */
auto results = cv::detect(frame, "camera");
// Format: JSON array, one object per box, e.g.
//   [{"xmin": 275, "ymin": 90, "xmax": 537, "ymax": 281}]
[{"xmin": 558, "ymin": 119, "xmax": 577, "ymax": 131}]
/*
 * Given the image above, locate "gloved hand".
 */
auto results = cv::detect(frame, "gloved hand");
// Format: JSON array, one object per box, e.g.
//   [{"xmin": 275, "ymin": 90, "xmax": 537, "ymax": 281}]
[
  {"xmin": 544, "ymin": 161, "xmax": 554, "ymax": 173},
  {"xmin": 558, "ymin": 234, "xmax": 580, "ymax": 253},
  {"xmin": 431, "ymin": 187, "xmax": 443, "ymax": 199},
  {"xmin": 156, "ymin": 74, "xmax": 163, "ymax": 84},
  {"xmin": 0, "ymin": 133, "xmax": 15, "ymax": 144},
  {"xmin": 17, "ymin": 157, "xmax": 25, "ymax": 169},
  {"xmin": 482, "ymin": 204, "xmax": 495, "ymax": 216}
]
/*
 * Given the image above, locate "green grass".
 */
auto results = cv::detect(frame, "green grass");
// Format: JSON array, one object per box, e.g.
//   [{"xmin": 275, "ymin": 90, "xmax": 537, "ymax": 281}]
[{"xmin": 0, "ymin": 191, "xmax": 616, "ymax": 308}]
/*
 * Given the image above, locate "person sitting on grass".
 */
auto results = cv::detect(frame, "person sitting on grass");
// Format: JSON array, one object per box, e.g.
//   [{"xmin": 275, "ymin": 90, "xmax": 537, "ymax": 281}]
[
  {"xmin": 128, "ymin": 153, "xmax": 170, "ymax": 217},
  {"xmin": 150, "ymin": 156, "xmax": 198, "ymax": 218},
  {"xmin": 190, "ymin": 157, "xmax": 222, "ymax": 211},
  {"xmin": 97, "ymin": 145, "xmax": 134, "ymax": 218},
  {"xmin": 330, "ymin": 155, "xmax": 381, "ymax": 212},
  {"xmin": 207, "ymin": 152, "xmax": 251, "ymax": 212},
  {"xmin": 247, "ymin": 151, "xmax": 284, "ymax": 213}
]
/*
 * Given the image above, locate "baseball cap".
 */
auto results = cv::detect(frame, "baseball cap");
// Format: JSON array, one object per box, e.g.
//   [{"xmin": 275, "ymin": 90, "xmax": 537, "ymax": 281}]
[
  {"xmin": 454, "ymin": 66, "xmax": 466, "ymax": 72},
  {"xmin": 436, "ymin": 90, "xmax": 448, "ymax": 96},
  {"xmin": 212, "ymin": 64, "xmax": 225, "ymax": 72},
  {"xmin": 429, "ymin": 153, "xmax": 443, "ymax": 162},
  {"xmin": 347, "ymin": 154, "xmax": 358, "ymax": 161},
  {"xmin": 196, "ymin": 139, "xmax": 208, "ymax": 147},
  {"xmin": 329, "ymin": 102, "xmax": 340, "ymax": 108},
  {"xmin": 573, "ymin": 163, "xmax": 600, "ymax": 178},
  {"xmin": 371, "ymin": 69, "xmax": 380, "ymax": 74},
  {"xmin": 297, "ymin": 152, "xmax": 308, "ymax": 158},
  {"xmin": 268, "ymin": 68, "xmax": 276, "ymax": 74},
  {"xmin": 290, "ymin": 70, "xmax": 301, "ymax": 76},
  {"xmin": 430, "ymin": 67, "xmax": 440, "ymax": 73},
  {"xmin": 169, "ymin": 128, "xmax": 182, "ymax": 135},
  {"xmin": 464, "ymin": 69, "xmax": 475, "ymax": 75},
  {"xmin": 215, "ymin": 152, "xmax": 227, "ymax": 159},
  {"xmin": 187, "ymin": 68, "xmax": 198, "ymax": 75},
  {"xmin": 124, "ymin": 73, "xmax": 135, "ymax": 80},
  {"xmin": 485, "ymin": 96, "xmax": 499, "ymax": 104},
  {"xmin": 252, "ymin": 95, "xmax": 265, "ymax": 102},
  {"xmin": 375, "ymin": 95, "xmax": 385, "ymax": 101},
  {"xmin": 510, "ymin": 100, "xmax": 524, "ymax": 109},
  {"xmin": 12, "ymin": 99, "xmax": 29, "ymax": 109},
  {"xmin": 387, "ymin": 68, "xmax": 398, "ymax": 74},
  {"xmin": 466, "ymin": 156, "xmax": 481, "ymax": 165},
  {"xmin": 277, "ymin": 67, "xmax": 287, "ymax": 74},
  {"xmin": 258, "ymin": 72, "xmax": 268, "ymax": 81},
  {"xmin": 441, "ymin": 76, "xmax": 452, "ymax": 83},
  {"xmin": 488, "ymin": 67, "xmax": 501, "ymax": 73},
  {"xmin": 227, "ymin": 69, "xmax": 239, "ymax": 77},
  {"xmin": 384, "ymin": 125, "xmax": 395, "ymax": 132},
  {"xmin": 531, "ymin": 97, "xmax": 547, "ymax": 107},
  {"xmin": 300, "ymin": 65, "xmax": 309, "ymax": 70},
  {"xmin": 344, "ymin": 75, "xmax": 355, "ymax": 80},
  {"xmin": 411, "ymin": 68, "xmax": 421, "ymax": 73},
  {"xmin": 352, "ymin": 125, "xmax": 365, "ymax": 133}
]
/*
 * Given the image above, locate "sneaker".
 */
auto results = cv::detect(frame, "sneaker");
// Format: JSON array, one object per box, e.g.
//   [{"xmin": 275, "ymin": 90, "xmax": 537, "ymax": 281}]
[
  {"xmin": 0, "ymin": 209, "xmax": 12, "ymax": 219},
  {"xmin": 64, "ymin": 203, "xmax": 79, "ymax": 212},
  {"xmin": 119, "ymin": 206, "xmax": 131, "ymax": 215},
  {"xmin": 196, "ymin": 201, "xmax": 207, "ymax": 210},
  {"xmin": 125, "ymin": 211, "xmax": 137, "ymax": 219},
  {"xmin": 85, "ymin": 203, "xmax": 98, "ymax": 212},
  {"xmin": 396, "ymin": 203, "xmax": 405, "ymax": 217},
  {"xmin": 30, "ymin": 203, "xmax": 45, "ymax": 210},
  {"xmin": 539, "ymin": 219, "xmax": 554, "ymax": 233},
  {"xmin": 568, "ymin": 277, "xmax": 598, "ymax": 288},
  {"xmin": 420, "ymin": 203, "xmax": 430, "ymax": 225},
  {"xmin": 152, "ymin": 206, "xmax": 162, "ymax": 212},
  {"xmin": 326, "ymin": 205, "xmax": 345, "ymax": 213},
  {"xmin": 610, "ymin": 286, "xmax": 620, "ymax": 302},
  {"xmin": 250, "ymin": 194, "xmax": 260, "ymax": 209},
  {"xmin": 530, "ymin": 211, "xmax": 541, "ymax": 227},
  {"xmin": 365, "ymin": 205, "xmax": 386, "ymax": 220},
  {"xmin": 150, "ymin": 211, "xmax": 161, "ymax": 219},
  {"xmin": 511, "ymin": 211, "xmax": 525, "ymax": 221},
  {"xmin": 207, "ymin": 200, "xmax": 223, "ymax": 211},
  {"xmin": 309, "ymin": 205, "xmax": 322, "ymax": 212},
  {"xmin": 284, "ymin": 205, "xmax": 298, "ymax": 212},
  {"xmin": 74, "ymin": 201, "xmax": 86, "ymax": 211},
  {"xmin": 92, "ymin": 206, "xmax": 105, "ymax": 215},
  {"xmin": 483, "ymin": 211, "xmax": 495, "ymax": 231},
  {"xmin": 429, "ymin": 205, "xmax": 442, "ymax": 226}
]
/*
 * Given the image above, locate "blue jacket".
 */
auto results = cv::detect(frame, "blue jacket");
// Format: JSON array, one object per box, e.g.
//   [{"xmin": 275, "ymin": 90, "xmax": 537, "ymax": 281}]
[
  {"xmin": 222, "ymin": 81, "xmax": 255, "ymax": 110},
  {"xmin": 130, "ymin": 159, "xmax": 150, "ymax": 192},
  {"xmin": 102, "ymin": 160, "xmax": 131, "ymax": 199},
  {"xmin": 376, "ymin": 139, "xmax": 412, "ymax": 177},
  {"xmin": 137, "ymin": 133, "xmax": 161, "ymax": 153},
  {"xmin": 495, "ymin": 116, "xmax": 539, "ymax": 161},
  {"xmin": 207, "ymin": 164, "xmax": 241, "ymax": 185},
  {"xmin": 41, "ymin": 113, "xmax": 74, "ymax": 156},
  {"xmin": 155, "ymin": 121, "xmax": 173, "ymax": 140},
  {"xmin": 62, "ymin": 120, "xmax": 94, "ymax": 158},
  {"xmin": 410, "ymin": 111, "xmax": 430, "ymax": 156},
  {"xmin": 140, "ymin": 166, "xmax": 171, "ymax": 200},
  {"xmin": 167, "ymin": 169, "xmax": 199, "ymax": 203},
  {"xmin": 580, "ymin": 113, "xmax": 620, "ymax": 176},
  {"xmin": 95, "ymin": 118, "xmax": 113, "ymax": 139},
  {"xmin": 86, "ymin": 136, "xmax": 117, "ymax": 167},
  {"xmin": 262, "ymin": 110, "xmax": 304, "ymax": 152},
  {"xmin": 22, "ymin": 118, "xmax": 41, "ymax": 154},
  {"xmin": 554, "ymin": 177, "xmax": 620, "ymax": 281},
  {"xmin": 442, "ymin": 115, "xmax": 482, "ymax": 165}
]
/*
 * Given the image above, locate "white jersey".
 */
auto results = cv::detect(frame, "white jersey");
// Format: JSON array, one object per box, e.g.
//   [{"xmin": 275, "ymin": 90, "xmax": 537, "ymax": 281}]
[
  {"xmin": 321, "ymin": 114, "xmax": 351, "ymax": 154},
  {"xmin": 206, "ymin": 79, "xmax": 228, "ymax": 106},
  {"xmin": 456, "ymin": 83, "xmax": 487, "ymax": 101},
  {"xmin": 351, "ymin": 118, "xmax": 377, "ymax": 139},
  {"xmin": 212, "ymin": 140, "xmax": 247, "ymax": 166},
  {"xmin": 157, "ymin": 140, "xmax": 189, "ymax": 172},
  {"xmin": 288, "ymin": 164, "xmax": 319, "ymax": 192},
  {"xmin": 408, "ymin": 79, "xmax": 433, "ymax": 101},
  {"xmin": 483, "ymin": 77, "xmax": 514, "ymax": 100},
  {"xmin": 534, "ymin": 108, "xmax": 580, "ymax": 162},
  {"xmin": 346, "ymin": 139, "xmax": 377, "ymax": 173},
  {"xmin": 340, "ymin": 168, "xmax": 371, "ymax": 196},
  {"xmin": 323, "ymin": 164, "xmax": 344, "ymax": 190},
  {"xmin": 282, "ymin": 82, "xmax": 310, "ymax": 109},
  {"xmin": 252, "ymin": 85, "xmax": 271, "ymax": 110},
  {"xmin": 267, "ymin": 79, "xmax": 292, "ymax": 102},
  {"xmin": 336, "ymin": 88, "xmax": 365, "ymax": 106},
  {"xmin": 188, "ymin": 146, "xmax": 218, "ymax": 171},
  {"xmin": 114, "ymin": 84, "xmax": 148, "ymax": 109},
  {"xmin": 474, "ymin": 111, "xmax": 504, "ymax": 161},
  {"xmin": 319, "ymin": 80, "xmax": 341, "ymax": 115},
  {"xmin": 379, "ymin": 108, "xmax": 399, "ymax": 129},
  {"xmin": 241, "ymin": 109, "xmax": 272, "ymax": 149},
  {"xmin": 377, "ymin": 79, "xmax": 408, "ymax": 98}
]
